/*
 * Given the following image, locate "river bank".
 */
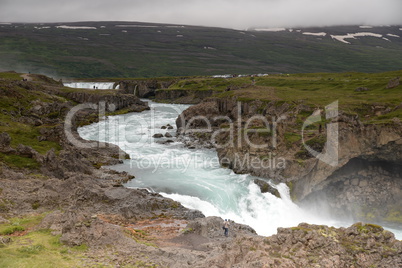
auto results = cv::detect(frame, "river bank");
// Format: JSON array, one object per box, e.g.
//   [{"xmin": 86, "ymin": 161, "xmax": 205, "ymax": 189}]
[{"xmin": 1, "ymin": 72, "xmax": 402, "ymax": 267}]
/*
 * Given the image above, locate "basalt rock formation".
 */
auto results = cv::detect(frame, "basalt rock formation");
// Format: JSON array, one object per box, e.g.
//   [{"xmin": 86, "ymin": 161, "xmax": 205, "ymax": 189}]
[
  {"xmin": 117, "ymin": 78, "xmax": 216, "ymax": 103},
  {"xmin": 176, "ymin": 97, "xmax": 402, "ymax": 226},
  {"xmin": 117, "ymin": 79, "xmax": 177, "ymax": 98}
]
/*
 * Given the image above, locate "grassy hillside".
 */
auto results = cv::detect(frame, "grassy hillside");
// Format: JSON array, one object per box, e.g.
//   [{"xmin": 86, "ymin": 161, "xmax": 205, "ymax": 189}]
[
  {"xmin": 0, "ymin": 72, "xmax": 128, "ymax": 170},
  {"xmin": 161, "ymin": 70, "xmax": 402, "ymax": 124},
  {"xmin": 0, "ymin": 22, "xmax": 401, "ymax": 78}
]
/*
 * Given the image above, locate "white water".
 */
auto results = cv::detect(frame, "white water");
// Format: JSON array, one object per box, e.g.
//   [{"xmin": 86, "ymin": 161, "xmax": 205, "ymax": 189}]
[
  {"xmin": 78, "ymin": 100, "xmax": 402, "ymax": 239},
  {"xmin": 64, "ymin": 82, "xmax": 119, "ymax": 90}
]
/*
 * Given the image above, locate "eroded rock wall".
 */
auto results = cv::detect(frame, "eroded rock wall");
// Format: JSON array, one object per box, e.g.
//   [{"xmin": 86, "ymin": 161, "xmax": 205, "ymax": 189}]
[{"xmin": 176, "ymin": 98, "xmax": 402, "ymax": 225}]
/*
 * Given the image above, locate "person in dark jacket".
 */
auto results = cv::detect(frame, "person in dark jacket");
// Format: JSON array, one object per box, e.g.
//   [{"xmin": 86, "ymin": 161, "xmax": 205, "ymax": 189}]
[{"xmin": 223, "ymin": 219, "xmax": 230, "ymax": 237}]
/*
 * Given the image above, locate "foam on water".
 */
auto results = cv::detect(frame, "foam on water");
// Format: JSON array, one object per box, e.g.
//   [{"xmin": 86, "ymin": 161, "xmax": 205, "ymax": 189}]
[
  {"xmin": 78, "ymin": 100, "xmax": 402, "ymax": 239},
  {"xmin": 64, "ymin": 82, "xmax": 119, "ymax": 90}
]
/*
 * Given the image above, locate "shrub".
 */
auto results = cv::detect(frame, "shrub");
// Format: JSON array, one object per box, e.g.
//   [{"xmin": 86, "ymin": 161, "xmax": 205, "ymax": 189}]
[{"xmin": 0, "ymin": 226, "xmax": 25, "ymax": 235}]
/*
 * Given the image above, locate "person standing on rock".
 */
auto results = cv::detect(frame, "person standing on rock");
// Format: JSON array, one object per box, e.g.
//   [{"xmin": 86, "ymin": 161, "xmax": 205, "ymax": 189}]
[{"xmin": 223, "ymin": 219, "xmax": 230, "ymax": 237}]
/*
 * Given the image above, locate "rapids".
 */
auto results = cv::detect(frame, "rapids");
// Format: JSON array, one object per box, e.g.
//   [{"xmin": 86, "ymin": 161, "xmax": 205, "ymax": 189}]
[{"xmin": 78, "ymin": 100, "xmax": 402, "ymax": 239}]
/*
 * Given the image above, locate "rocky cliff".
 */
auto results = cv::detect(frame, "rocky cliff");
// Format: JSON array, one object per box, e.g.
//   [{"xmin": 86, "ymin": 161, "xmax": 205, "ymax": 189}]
[
  {"xmin": 176, "ymin": 95, "xmax": 402, "ymax": 226},
  {"xmin": 117, "ymin": 79, "xmax": 178, "ymax": 98},
  {"xmin": 117, "ymin": 78, "xmax": 216, "ymax": 103}
]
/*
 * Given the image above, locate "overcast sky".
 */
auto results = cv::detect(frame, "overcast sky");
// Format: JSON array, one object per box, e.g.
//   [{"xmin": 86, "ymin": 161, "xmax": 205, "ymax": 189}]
[{"xmin": 1, "ymin": 0, "xmax": 401, "ymax": 29}]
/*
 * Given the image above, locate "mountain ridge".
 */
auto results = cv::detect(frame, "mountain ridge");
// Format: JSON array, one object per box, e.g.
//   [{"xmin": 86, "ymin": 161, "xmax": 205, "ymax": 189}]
[{"xmin": 0, "ymin": 21, "xmax": 401, "ymax": 78}]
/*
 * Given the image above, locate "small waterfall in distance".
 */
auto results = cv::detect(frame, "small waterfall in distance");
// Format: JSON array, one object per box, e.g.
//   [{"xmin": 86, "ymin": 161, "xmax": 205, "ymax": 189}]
[{"xmin": 63, "ymin": 82, "xmax": 119, "ymax": 90}]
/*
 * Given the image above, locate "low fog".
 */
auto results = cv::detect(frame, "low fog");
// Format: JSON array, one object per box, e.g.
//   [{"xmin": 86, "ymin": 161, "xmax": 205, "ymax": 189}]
[{"xmin": 1, "ymin": 0, "xmax": 401, "ymax": 29}]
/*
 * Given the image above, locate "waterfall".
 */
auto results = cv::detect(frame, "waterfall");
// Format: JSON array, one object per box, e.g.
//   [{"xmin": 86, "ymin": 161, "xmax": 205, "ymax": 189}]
[
  {"xmin": 64, "ymin": 82, "xmax": 120, "ymax": 90},
  {"xmin": 77, "ymin": 100, "xmax": 402, "ymax": 239},
  {"xmin": 134, "ymin": 85, "xmax": 138, "ymax": 96}
]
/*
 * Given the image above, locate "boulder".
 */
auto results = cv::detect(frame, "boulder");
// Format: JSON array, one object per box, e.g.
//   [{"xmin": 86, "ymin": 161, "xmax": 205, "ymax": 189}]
[
  {"xmin": 253, "ymin": 179, "xmax": 280, "ymax": 198},
  {"xmin": 153, "ymin": 133, "xmax": 164, "ymax": 138},
  {"xmin": 0, "ymin": 132, "xmax": 14, "ymax": 153},
  {"xmin": 0, "ymin": 236, "xmax": 11, "ymax": 245},
  {"xmin": 386, "ymin": 77, "xmax": 400, "ymax": 89},
  {"xmin": 355, "ymin": 87, "xmax": 370, "ymax": 92},
  {"xmin": 0, "ymin": 215, "xmax": 10, "ymax": 224},
  {"xmin": 185, "ymin": 216, "xmax": 256, "ymax": 239}
]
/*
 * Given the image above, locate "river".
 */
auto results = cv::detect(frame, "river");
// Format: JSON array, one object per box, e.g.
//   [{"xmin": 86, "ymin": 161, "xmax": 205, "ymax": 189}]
[{"xmin": 78, "ymin": 100, "xmax": 402, "ymax": 239}]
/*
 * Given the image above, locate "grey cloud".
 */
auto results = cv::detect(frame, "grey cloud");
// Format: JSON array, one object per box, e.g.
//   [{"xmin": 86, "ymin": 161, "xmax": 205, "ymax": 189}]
[{"xmin": 0, "ymin": 0, "xmax": 401, "ymax": 29}]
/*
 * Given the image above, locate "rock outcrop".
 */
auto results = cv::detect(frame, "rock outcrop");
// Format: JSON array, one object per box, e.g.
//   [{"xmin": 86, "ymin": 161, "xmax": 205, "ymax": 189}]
[
  {"xmin": 117, "ymin": 79, "xmax": 177, "ymax": 98},
  {"xmin": 117, "ymin": 78, "xmax": 216, "ymax": 104},
  {"xmin": 386, "ymin": 76, "xmax": 400, "ymax": 89},
  {"xmin": 60, "ymin": 91, "xmax": 149, "ymax": 112},
  {"xmin": 176, "ymin": 97, "xmax": 402, "ymax": 225},
  {"xmin": 203, "ymin": 222, "xmax": 402, "ymax": 267}
]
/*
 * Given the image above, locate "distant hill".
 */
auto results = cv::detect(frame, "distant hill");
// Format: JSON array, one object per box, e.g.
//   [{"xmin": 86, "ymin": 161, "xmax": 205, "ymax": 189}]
[{"xmin": 0, "ymin": 21, "xmax": 401, "ymax": 78}]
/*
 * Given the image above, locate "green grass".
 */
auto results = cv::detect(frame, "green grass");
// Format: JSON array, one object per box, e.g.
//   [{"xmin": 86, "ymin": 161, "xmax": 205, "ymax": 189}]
[
  {"xmin": 161, "ymin": 70, "xmax": 402, "ymax": 124},
  {"xmin": 0, "ymin": 153, "xmax": 40, "ymax": 170},
  {"xmin": 0, "ymin": 214, "xmax": 46, "ymax": 234},
  {"xmin": 0, "ymin": 225, "xmax": 25, "ymax": 235},
  {"xmin": 0, "ymin": 72, "xmax": 23, "ymax": 80},
  {"xmin": 209, "ymin": 70, "xmax": 402, "ymax": 123},
  {"xmin": 0, "ymin": 214, "xmax": 90, "ymax": 267},
  {"xmin": 0, "ymin": 230, "xmax": 86, "ymax": 267},
  {"xmin": 168, "ymin": 77, "xmax": 252, "ymax": 91}
]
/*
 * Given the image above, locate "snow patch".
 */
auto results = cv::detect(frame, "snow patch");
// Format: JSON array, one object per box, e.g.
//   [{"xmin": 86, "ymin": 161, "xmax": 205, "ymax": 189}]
[
  {"xmin": 303, "ymin": 32, "xmax": 327, "ymax": 37},
  {"xmin": 56, "ymin": 25, "xmax": 96, "ymax": 30},
  {"xmin": 115, "ymin": 25, "xmax": 157, "ymax": 28},
  {"xmin": 387, "ymin": 34, "xmax": 400, "ymax": 38},
  {"xmin": 204, "ymin": 46, "xmax": 216, "ymax": 50},
  {"xmin": 254, "ymin": 28, "xmax": 286, "ymax": 32},
  {"xmin": 331, "ymin": 32, "xmax": 383, "ymax": 44},
  {"xmin": 212, "ymin": 73, "xmax": 268, "ymax": 78},
  {"xmin": 212, "ymin": 74, "xmax": 233, "ymax": 78},
  {"xmin": 330, "ymin": 34, "xmax": 356, "ymax": 44},
  {"xmin": 353, "ymin": 32, "xmax": 382, "ymax": 38},
  {"xmin": 34, "ymin": 26, "xmax": 50, "ymax": 30}
]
